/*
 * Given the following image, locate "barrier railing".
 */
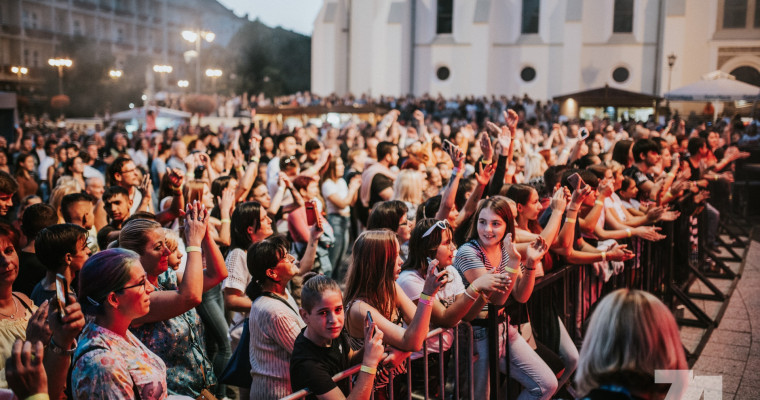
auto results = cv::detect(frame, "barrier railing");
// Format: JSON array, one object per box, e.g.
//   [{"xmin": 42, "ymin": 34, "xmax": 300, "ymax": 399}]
[
  {"xmin": 281, "ymin": 204, "xmax": 750, "ymax": 400},
  {"xmin": 281, "ymin": 323, "xmax": 475, "ymax": 400}
]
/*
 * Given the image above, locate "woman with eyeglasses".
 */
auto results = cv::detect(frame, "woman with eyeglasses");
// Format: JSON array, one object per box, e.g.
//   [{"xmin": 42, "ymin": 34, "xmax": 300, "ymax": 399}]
[
  {"xmin": 73, "ymin": 248, "xmax": 165, "ymax": 399},
  {"xmin": 398, "ymin": 218, "xmax": 507, "ymax": 398},
  {"xmin": 120, "ymin": 201, "xmax": 228, "ymax": 398}
]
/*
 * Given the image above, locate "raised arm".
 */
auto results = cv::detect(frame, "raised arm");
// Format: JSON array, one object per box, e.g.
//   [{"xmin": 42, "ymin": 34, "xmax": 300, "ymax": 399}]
[{"xmin": 435, "ymin": 144, "xmax": 465, "ymax": 221}]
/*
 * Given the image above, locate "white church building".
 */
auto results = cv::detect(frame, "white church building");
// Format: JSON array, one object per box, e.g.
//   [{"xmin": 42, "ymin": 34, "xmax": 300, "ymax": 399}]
[{"xmin": 311, "ymin": 0, "xmax": 760, "ymax": 101}]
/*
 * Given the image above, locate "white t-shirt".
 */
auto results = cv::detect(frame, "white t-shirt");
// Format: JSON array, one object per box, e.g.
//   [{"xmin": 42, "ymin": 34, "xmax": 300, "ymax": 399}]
[
  {"xmin": 321, "ymin": 179, "xmax": 349, "ymax": 215},
  {"xmin": 397, "ymin": 265, "xmax": 465, "ymax": 358},
  {"xmin": 605, "ymin": 193, "xmax": 627, "ymax": 222}
]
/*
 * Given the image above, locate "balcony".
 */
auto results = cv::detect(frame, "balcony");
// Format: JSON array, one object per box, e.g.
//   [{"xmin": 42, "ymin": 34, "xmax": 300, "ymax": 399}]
[
  {"xmin": 1, "ymin": 25, "xmax": 22, "ymax": 35},
  {"xmin": 25, "ymin": 28, "xmax": 55, "ymax": 40}
]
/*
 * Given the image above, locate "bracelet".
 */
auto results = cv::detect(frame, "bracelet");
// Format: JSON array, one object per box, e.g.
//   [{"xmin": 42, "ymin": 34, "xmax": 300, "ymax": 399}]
[
  {"xmin": 503, "ymin": 266, "xmax": 518, "ymax": 274},
  {"xmin": 463, "ymin": 288, "xmax": 478, "ymax": 301},
  {"xmin": 360, "ymin": 365, "xmax": 377, "ymax": 375},
  {"xmin": 186, "ymin": 246, "xmax": 202, "ymax": 253},
  {"xmin": 601, "ymin": 251, "xmax": 607, "ymax": 262},
  {"xmin": 451, "ymin": 167, "xmax": 460, "ymax": 176},
  {"xmin": 567, "ymin": 207, "xmax": 579, "ymax": 212},
  {"xmin": 595, "ymin": 200, "xmax": 603, "ymax": 206},
  {"xmin": 419, "ymin": 293, "xmax": 432, "ymax": 301},
  {"xmin": 470, "ymin": 285, "xmax": 480, "ymax": 294},
  {"xmin": 480, "ymin": 158, "xmax": 492, "ymax": 165},
  {"xmin": 626, "ymin": 228, "xmax": 632, "ymax": 238},
  {"xmin": 521, "ymin": 262, "xmax": 536, "ymax": 272},
  {"xmin": 250, "ymin": 157, "xmax": 260, "ymax": 164},
  {"xmin": 565, "ymin": 218, "xmax": 576, "ymax": 224},
  {"xmin": 220, "ymin": 219, "xmax": 231, "ymax": 223},
  {"xmin": 418, "ymin": 298, "xmax": 433, "ymax": 306},
  {"xmin": 49, "ymin": 337, "xmax": 77, "ymax": 355}
]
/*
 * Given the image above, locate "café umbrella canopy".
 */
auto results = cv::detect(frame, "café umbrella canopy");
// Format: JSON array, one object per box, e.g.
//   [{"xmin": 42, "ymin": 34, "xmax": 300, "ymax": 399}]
[
  {"xmin": 111, "ymin": 106, "xmax": 191, "ymax": 133},
  {"xmin": 664, "ymin": 71, "xmax": 760, "ymax": 102}
]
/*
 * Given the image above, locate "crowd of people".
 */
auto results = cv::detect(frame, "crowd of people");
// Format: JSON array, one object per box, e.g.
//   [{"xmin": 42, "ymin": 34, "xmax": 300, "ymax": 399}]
[{"xmin": 0, "ymin": 98, "xmax": 756, "ymax": 400}]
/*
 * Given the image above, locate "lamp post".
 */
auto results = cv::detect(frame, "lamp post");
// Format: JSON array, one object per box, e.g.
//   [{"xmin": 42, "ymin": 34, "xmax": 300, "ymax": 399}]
[
  {"xmin": 666, "ymin": 53, "xmax": 676, "ymax": 115},
  {"xmin": 182, "ymin": 29, "xmax": 215, "ymax": 93},
  {"xmin": 178, "ymin": 80, "xmax": 190, "ymax": 89},
  {"xmin": 109, "ymin": 69, "xmax": 123, "ymax": 79},
  {"xmin": 205, "ymin": 68, "xmax": 222, "ymax": 93},
  {"xmin": 152, "ymin": 64, "xmax": 173, "ymax": 91},
  {"xmin": 48, "ymin": 58, "xmax": 72, "ymax": 95},
  {"xmin": 10, "ymin": 66, "xmax": 28, "ymax": 92}
]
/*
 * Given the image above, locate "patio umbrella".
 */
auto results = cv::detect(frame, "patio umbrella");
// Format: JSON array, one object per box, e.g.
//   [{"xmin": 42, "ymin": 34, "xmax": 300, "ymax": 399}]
[
  {"xmin": 664, "ymin": 71, "xmax": 760, "ymax": 102},
  {"xmin": 111, "ymin": 106, "xmax": 191, "ymax": 121}
]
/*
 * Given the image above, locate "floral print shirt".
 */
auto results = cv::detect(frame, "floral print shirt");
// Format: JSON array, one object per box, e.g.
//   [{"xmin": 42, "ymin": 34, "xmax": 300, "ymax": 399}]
[
  {"xmin": 72, "ymin": 322, "xmax": 167, "ymax": 399},
  {"xmin": 130, "ymin": 269, "xmax": 216, "ymax": 397}
]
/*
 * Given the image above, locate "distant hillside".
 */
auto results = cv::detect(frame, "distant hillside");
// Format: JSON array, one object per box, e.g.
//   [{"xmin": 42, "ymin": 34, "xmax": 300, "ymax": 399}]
[{"xmin": 229, "ymin": 19, "xmax": 311, "ymax": 97}]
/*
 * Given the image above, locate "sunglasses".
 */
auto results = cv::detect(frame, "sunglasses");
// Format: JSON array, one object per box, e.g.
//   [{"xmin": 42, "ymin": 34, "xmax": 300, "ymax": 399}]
[{"xmin": 422, "ymin": 220, "xmax": 451, "ymax": 238}]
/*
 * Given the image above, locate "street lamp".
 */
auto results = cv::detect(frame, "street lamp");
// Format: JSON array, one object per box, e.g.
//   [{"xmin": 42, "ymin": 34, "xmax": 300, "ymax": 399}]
[
  {"xmin": 48, "ymin": 58, "xmax": 72, "ymax": 95},
  {"xmin": 178, "ymin": 80, "xmax": 189, "ymax": 88},
  {"xmin": 205, "ymin": 68, "xmax": 222, "ymax": 93},
  {"xmin": 10, "ymin": 66, "xmax": 28, "ymax": 91},
  {"xmin": 152, "ymin": 64, "xmax": 173, "ymax": 74},
  {"xmin": 666, "ymin": 53, "xmax": 676, "ymax": 115},
  {"xmin": 182, "ymin": 29, "xmax": 215, "ymax": 93},
  {"xmin": 109, "ymin": 69, "xmax": 123, "ymax": 79}
]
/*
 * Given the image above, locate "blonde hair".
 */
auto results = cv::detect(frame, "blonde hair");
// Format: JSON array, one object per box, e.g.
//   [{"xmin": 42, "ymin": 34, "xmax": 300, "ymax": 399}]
[
  {"xmin": 163, "ymin": 228, "xmax": 180, "ymax": 252},
  {"xmin": 119, "ymin": 219, "xmax": 162, "ymax": 254},
  {"xmin": 575, "ymin": 289, "xmax": 687, "ymax": 397},
  {"xmin": 49, "ymin": 176, "xmax": 84, "ymax": 223},
  {"xmin": 393, "ymin": 170, "xmax": 423, "ymax": 205}
]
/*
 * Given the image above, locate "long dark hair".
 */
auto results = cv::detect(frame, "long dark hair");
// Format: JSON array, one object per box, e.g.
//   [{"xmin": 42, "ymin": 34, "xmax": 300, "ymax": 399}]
[
  {"xmin": 402, "ymin": 218, "xmax": 452, "ymax": 274},
  {"xmin": 506, "ymin": 184, "xmax": 543, "ymax": 234},
  {"xmin": 368, "ymin": 200, "xmax": 408, "ymax": 232},
  {"xmin": 245, "ymin": 234, "xmax": 289, "ymax": 301},
  {"xmin": 230, "ymin": 201, "xmax": 264, "ymax": 251},
  {"xmin": 465, "ymin": 196, "xmax": 515, "ymax": 245}
]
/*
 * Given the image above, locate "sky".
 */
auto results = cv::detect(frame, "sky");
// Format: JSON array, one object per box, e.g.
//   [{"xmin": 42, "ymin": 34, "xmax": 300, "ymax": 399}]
[{"xmin": 216, "ymin": 0, "xmax": 323, "ymax": 36}]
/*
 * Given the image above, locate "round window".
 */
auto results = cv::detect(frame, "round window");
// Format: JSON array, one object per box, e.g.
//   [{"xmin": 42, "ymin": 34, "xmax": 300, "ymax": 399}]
[
  {"xmin": 436, "ymin": 66, "xmax": 450, "ymax": 81},
  {"xmin": 612, "ymin": 67, "xmax": 630, "ymax": 83},
  {"xmin": 520, "ymin": 67, "xmax": 536, "ymax": 82}
]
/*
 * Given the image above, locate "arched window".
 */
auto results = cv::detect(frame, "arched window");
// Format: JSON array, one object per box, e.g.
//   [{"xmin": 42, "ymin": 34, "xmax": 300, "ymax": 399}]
[{"xmin": 731, "ymin": 66, "xmax": 760, "ymax": 87}]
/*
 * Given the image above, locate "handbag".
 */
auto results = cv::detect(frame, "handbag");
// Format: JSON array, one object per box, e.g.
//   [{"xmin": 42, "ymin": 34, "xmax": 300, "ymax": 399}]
[{"xmin": 219, "ymin": 317, "xmax": 253, "ymax": 388}]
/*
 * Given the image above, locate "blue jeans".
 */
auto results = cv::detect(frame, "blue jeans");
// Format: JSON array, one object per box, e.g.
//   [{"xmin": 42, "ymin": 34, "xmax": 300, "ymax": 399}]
[
  {"xmin": 196, "ymin": 283, "xmax": 231, "ymax": 397},
  {"xmin": 472, "ymin": 323, "xmax": 557, "ymax": 400},
  {"xmin": 556, "ymin": 317, "xmax": 579, "ymax": 390},
  {"xmin": 327, "ymin": 214, "xmax": 350, "ymax": 279}
]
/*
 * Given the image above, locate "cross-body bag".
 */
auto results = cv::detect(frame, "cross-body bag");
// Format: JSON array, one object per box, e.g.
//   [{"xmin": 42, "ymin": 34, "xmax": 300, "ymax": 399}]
[{"xmin": 219, "ymin": 292, "xmax": 298, "ymax": 388}]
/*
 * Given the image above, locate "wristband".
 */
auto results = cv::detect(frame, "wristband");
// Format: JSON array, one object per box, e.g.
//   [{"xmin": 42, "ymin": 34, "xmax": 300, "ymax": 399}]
[
  {"xmin": 186, "ymin": 246, "xmax": 202, "ymax": 253},
  {"xmin": 470, "ymin": 285, "xmax": 480, "ymax": 294},
  {"xmin": 451, "ymin": 167, "xmax": 460, "ymax": 176},
  {"xmin": 667, "ymin": 172, "xmax": 675, "ymax": 177},
  {"xmin": 480, "ymin": 158, "xmax": 492, "ymax": 165},
  {"xmin": 521, "ymin": 262, "xmax": 535, "ymax": 271},
  {"xmin": 463, "ymin": 288, "xmax": 478, "ymax": 301},
  {"xmin": 221, "ymin": 219, "xmax": 231, "ymax": 223},
  {"xmin": 595, "ymin": 200, "xmax": 603, "ymax": 206},
  {"xmin": 250, "ymin": 157, "xmax": 260, "ymax": 164},
  {"xmin": 626, "ymin": 228, "xmax": 632, "ymax": 238},
  {"xmin": 419, "ymin": 293, "xmax": 432, "ymax": 301},
  {"xmin": 503, "ymin": 266, "xmax": 518, "ymax": 274},
  {"xmin": 360, "ymin": 365, "xmax": 377, "ymax": 375},
  {"xmin": 565, "ymin": 218, "xmax": 576, "ymax": 224},
  {"xmin": 24, "ymin": 395, "xmax": 50, "ymax": 400},
  {"xmin": 601, "ymin": 251, "xmax": 607, "ymax": 262},
  {"xmin": 49, "ymin": 337, "xmax": 77, "ymax": 355},
  {"xmin": 418, "ymin": 298, "xmax": 433, "ymax": 306}
]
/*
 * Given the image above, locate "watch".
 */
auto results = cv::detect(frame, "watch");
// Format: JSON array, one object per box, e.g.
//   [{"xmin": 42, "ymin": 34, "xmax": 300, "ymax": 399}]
[{"xmin": 49, "ymin": 337, "xmax": 77, "ymax": 356}]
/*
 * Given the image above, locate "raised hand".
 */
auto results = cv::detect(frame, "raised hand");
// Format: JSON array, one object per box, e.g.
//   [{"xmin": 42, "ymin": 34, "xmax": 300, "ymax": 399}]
[
  {"xmin": 6, "ymin": 340, "xmax": 47, "ymax": 400},
  {"xmin": 569, "ymin": 184, "xmax": 593, "ymax": 208},
  {"xmin": 504, "ymin": 109, "xmax": 519, "ymax": 134},
  {"xmin": 184, "ymin": 201, "xmax": 209, "ymax": 247},
  {"xmin": 504, "ymin": 233, "xmax": 522, "ymax": 265},
  {"xmin": 525, "ymin": 236, "xmax": 548, "ymax": 266},
  {"xmin": 422, "ymin": 258, "xmax": 448, "ymax": 297},
  {"xmin": 47, "ymin": 295, "xmax": 85, "ymax": 352},
  {"xmin": 598, "ymin": 179, "xmax": 614, "ymax": 198},
  {"xmin": 496, "ymin": 125, "xmax": 512, "ymax": 156},
  {"xmin": 138, "ymin": 175, "xmax": 153, "ymax": 199},
  {"xmin": 475, "ymin": 161, "xmax": 495, "ymax": 186},
  {"xmin": 550, "ymin": 186, "xmax": 568, "ymax": 212},
  {"xmin": 217, "ymin": 186, "xmax": 236, "ymax": 217},
  {"xmin": 607, "ymin": 243, "xmax": 634, "ymax": 262},
  {"xmin": 485, "ymin": 121, "xmax": 501, "ymax": 137},
  {"xmin": 479, "ymin": 132, "xmax": 494, "ymax": 162},
  {"xmin": 166, "ymin": 166, "xmax": 184, "ymax": 189},
  {"xmin": 25, "ymin": 300, "xmax": 51, "ymax": 346}
]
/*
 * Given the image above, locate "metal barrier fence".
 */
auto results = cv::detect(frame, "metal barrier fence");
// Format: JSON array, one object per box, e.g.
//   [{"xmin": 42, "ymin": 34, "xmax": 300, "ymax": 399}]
[{"xmin": 281, "ymin": 206, "xmax": 749, "ymax": 400}]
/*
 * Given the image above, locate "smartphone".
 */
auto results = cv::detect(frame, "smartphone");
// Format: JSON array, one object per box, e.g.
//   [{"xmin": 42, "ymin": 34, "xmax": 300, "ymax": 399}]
[
  {"xmin": 365, "ymin": 311, "xmax": 375, "ymax": 335},
  {"xmin": 579, "ymin": 128, "xmax": 590, "ymax": 141},
  {"xmin": 442, "ymin": 140, "xmax": 454, "ymax": 153},
  {"xmin": 305, "ymin": 200, "xmax": 317, "ymax": 226},
  {"xmin": 427, "ymin": 257, "xmax": 444, "ymax": 272},
  {"xmin": 567, "ymin": 172, "xmax": 584, "ymax": 190},
  {"xmin": 55, "ymin": 273, "xmax": 69, "ymax": 318}
]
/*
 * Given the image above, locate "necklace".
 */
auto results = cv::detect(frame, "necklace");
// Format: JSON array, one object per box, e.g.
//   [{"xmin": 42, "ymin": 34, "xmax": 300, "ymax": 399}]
[{"xmin": 0, "ymin": 297, "xmax": 18, "ymax": 319}]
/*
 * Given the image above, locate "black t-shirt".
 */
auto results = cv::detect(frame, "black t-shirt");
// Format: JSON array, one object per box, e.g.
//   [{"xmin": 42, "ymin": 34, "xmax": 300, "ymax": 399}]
[
  {"xmin": 623, "ymin": 165, "xmax": 651, "ymax": 189},
  {"xmin": 290, "ymin": 329, "xmax": 351, "ymax": 399},
  {"xmin": 14, "ymin": 251, "xmax": 47, "ymax": 297},
  {"xmin": 369, "ymin": 174, "xmax": 393, "ymax": 210}
]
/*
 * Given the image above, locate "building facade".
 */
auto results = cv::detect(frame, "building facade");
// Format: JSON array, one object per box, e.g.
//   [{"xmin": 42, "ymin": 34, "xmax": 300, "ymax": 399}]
[
  {"xmin": 0, "ymin": 0, "xmax": 245, "ymax": 91},
  {"xmin": 311, "ymin": 0, "xmax": 760, "ymax": 100}
]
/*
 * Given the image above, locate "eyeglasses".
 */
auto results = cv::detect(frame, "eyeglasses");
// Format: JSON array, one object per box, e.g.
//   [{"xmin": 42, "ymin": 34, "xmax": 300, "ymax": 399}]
[
  {"xmin": 422, "ymin": 220, "xmax": 451, "ymax": 238},
  {"xmin": 283, "ymin": 155, "xmax": 297, "ymax": 165},
  {"xmin": 120, "ymin": 168, "xmax": 136, "ymax": 174},
  {"xmin": 118, "ymin": 278, "xmax": 148, "ymax": 293}
]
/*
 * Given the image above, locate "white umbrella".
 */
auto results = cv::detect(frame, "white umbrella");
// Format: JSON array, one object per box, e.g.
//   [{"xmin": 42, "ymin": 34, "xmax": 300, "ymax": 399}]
[
  {"xmin": 111, "ymin": 106, "xmax": 191, "ymax": 121},
  {"xmin": 665, "ymin": 71, "xmax": 760, "ymax": 102}
]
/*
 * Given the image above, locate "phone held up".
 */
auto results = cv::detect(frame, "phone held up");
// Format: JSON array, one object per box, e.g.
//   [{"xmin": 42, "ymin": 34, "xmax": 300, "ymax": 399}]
[
  {"xmin": 365, "ymin": 311, "xmax": 375, "ymax": 336},
  {"xmin": 305, "ymin": 199, "xmax": 323, "ymax": 230},
  {"xmin": 55, "ymin": 273, "xmax": 69, "ymax": 318}
]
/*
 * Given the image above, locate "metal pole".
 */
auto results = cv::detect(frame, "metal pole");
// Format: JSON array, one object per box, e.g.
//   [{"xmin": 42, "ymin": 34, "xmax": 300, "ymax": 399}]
[
  {"xmin": 57, "ymin": 66, "xmax": 64, "ymax": 95},
  {"xmin": 196, "ymin": 35, "xmax": 201, "ymax": 94}
]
